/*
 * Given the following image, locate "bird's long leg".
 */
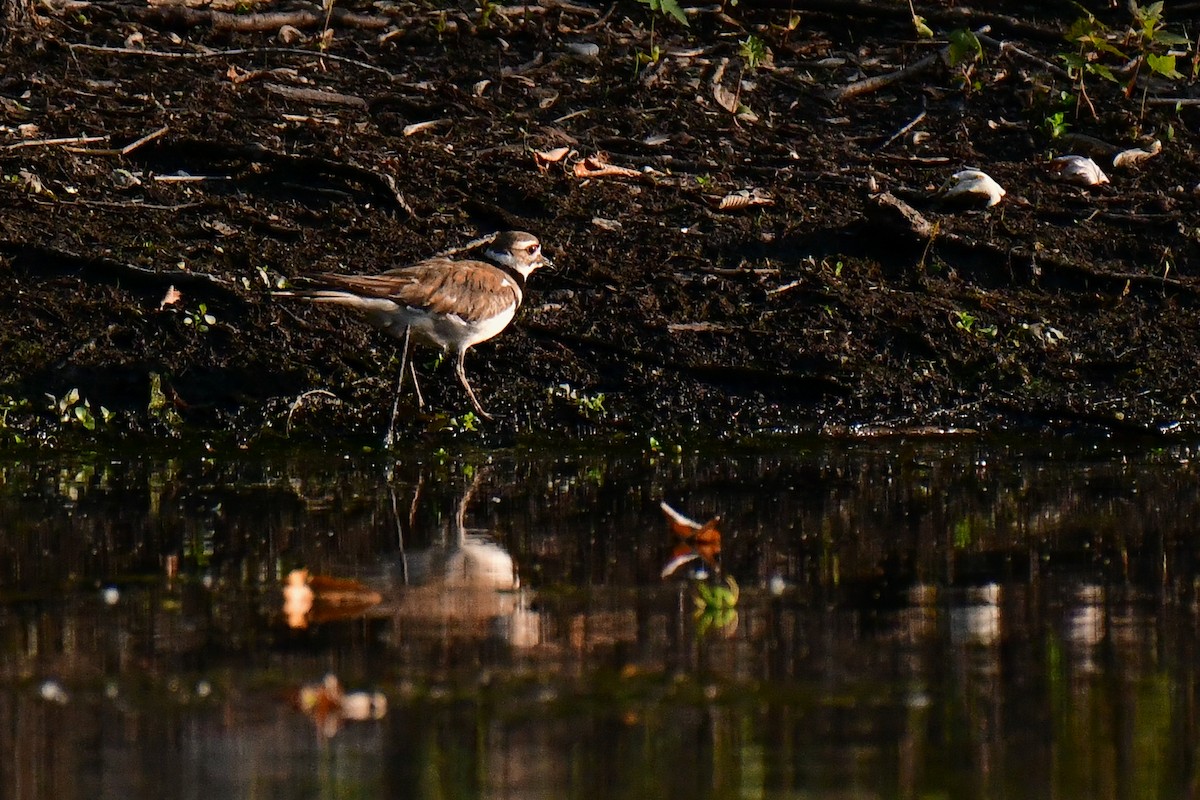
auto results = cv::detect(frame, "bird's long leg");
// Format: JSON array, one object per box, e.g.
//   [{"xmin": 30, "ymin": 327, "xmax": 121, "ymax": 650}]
[
  {"xmin": 408, "ymin": 355, "xmax": 425, "ymax": 409},
  {"xmin": 455, "ymin": 349, "xmax": 493, "ymax": 421},
  {"xmin": 384, "ymin": 326, "xmax": 413, "ymax": 449}
]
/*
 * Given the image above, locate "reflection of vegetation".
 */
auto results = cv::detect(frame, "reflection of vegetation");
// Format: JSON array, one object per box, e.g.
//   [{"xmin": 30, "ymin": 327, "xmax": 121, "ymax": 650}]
[{"xmin": 693, "ymin": 575, "xmax": 738, "ymax": 636}]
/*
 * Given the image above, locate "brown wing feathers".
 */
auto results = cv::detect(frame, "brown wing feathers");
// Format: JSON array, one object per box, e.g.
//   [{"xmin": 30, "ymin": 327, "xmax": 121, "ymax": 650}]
[{"xmin": 315, "ymin": 259, "xmax": 522, "ymax": 323}]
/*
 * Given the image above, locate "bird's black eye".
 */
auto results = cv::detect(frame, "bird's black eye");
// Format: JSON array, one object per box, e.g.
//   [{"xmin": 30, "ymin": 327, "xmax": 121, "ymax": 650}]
[{"xmin": 526, "ymin": 245, "xmax": 539, "ymax": 254}]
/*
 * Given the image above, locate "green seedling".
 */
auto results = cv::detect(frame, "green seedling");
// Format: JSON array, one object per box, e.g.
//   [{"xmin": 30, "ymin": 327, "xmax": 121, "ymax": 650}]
[
  {"xmin": 183, "ymin": 303, "xmax": 217, "ymax": 333},
  {"xmin": 739, "ymin": 34, "xmax": 769, "ymax": 69}
]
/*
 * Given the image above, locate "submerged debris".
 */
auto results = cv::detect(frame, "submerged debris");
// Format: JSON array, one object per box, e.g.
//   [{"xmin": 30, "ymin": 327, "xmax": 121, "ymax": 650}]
[
  {"xmin": 282, "ymin": 568, "xmax": 382, "ymax": 629},
  {"xmin": 294, "ymin": 675, "xmax": 387, "ymax": 738}
]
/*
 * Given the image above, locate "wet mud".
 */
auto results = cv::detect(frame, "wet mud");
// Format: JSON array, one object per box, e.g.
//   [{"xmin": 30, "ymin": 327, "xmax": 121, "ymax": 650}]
[{"xmin": 1, "ymin": 0, "xmax": 1199, "ymax": 444}]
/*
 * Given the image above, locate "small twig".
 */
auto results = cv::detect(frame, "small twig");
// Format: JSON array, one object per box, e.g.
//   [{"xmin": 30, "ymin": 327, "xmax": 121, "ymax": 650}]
[
  {"xmin": 152, "ymin": 174, "xmax": 231, "ymax": 183},
  {"xmin": 832, "ymin": 51, "xmax": 940, "ymax": 104},
  {"xmin": 60, "ymin": 199, "xmax": 203, "ymax": 211},
  {"xmin": 437, "ymin": 232, "xmax": 500, "ymax": 257},
  {"xmin": 5, "ymin": 135, "xmax": 107, "ymax": 150},
  {"xmin": 63, "ymin": 126, "xmax": 171, "ymax": 156},
  {"xmin": 67, "ymin": 43, "xmax": 400, "ymax": 80},
  {"xmin": 129, "ymin": 5, "xmax": 392, "ymax": 33},
  {"xmin": 122, "ymin": 125, "xmax": 170, "ymax": 155},
  {"xmin": 833, "ymin": 25, "xmax": 990, "ymax": 104},
  {"xmin": 876, "ymin": 107, "xmax": 926, "ymax": 152},
  {"xmin": 977, "ymin": 34, "xmax": 1071, "ymax": 81},
  {"xmin": 1142, "ymin": 96, "xmax": 1200, "ymax": 106},
  {"xmin": 766, "ymin": 279, "xmax": 804, "ymax": 296}
]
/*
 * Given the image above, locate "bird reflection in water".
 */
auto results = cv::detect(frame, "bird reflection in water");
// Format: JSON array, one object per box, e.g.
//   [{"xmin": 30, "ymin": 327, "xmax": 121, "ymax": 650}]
[
  {"xmin": 281, "ymin": 468, "xmax": 537, "ymax": 647},
  {"xmin": 388, "ymin": 468, "xmax": 539, "ymax": 648}
]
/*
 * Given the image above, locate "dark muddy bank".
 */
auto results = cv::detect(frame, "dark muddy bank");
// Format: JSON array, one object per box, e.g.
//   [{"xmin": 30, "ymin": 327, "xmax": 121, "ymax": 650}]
[{"xmin": 1, "ymin": 0, "xmax": 1199, "ymax": 445}]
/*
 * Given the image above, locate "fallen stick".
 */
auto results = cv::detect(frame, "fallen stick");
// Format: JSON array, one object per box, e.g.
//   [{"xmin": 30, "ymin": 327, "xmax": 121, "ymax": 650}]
[
  {"xmin": 5, "ymin": 135, "xmax": 107, "ymax": 149},
  {"xmin": 876, "ymin": 107, "xmax": 926, "ymax": 152},
  {"xmin": 67, "ymin": 43, "xmax": 400, "ymax": 80},
  {"xmin": 977, "ymin": 33, "xmax": 1071, "ymax": 80},
  {"xmin": 131, "ymin": 4, "xmax": 392, "ymax": 32},
  {"xmin": 64, "ymin": 126, "xmax": 171, "ymax": 156},
  {"xmin": 123, "ymin": 125, "xmax": 170, "ymax": 155},
  {"xmin": 265, "ymin": 83, "xmax": 368, "ymax": 109},
  {"xmin": 832, "ymin": 25, "xmax": 990, "ymax": 104}
]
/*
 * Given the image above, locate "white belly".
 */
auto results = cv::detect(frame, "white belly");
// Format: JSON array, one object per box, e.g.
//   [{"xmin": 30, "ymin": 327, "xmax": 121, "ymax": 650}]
[{"xmin": 371, "ymin": 302, "xmax": 517, "ymax": 352}]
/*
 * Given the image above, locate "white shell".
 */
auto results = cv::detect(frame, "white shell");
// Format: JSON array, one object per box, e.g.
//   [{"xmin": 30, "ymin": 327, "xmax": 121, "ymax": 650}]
[
  {"xmin": 936, "ymin": 169, "xmax": 1006, "ymax": 208},
  {"xmin": 1050, "ymin": 155, "xmax": 1109, "ymax": 187}
]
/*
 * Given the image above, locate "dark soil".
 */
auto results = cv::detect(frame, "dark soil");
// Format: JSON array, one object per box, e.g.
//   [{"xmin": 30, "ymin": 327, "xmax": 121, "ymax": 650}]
[{"xmin": 2, "ymin": 0, "xmax": 1200, "ymax": 445}]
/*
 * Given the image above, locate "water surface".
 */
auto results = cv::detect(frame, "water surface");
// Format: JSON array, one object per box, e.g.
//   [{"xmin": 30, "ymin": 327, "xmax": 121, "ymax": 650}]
[{"xmin": 1, "ymin": 437, "xmax": 1198, "ymax": 799}]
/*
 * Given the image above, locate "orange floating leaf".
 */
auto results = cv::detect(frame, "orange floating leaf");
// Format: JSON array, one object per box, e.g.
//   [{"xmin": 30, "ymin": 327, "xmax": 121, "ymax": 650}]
[{"xmin": 660, "ymin": 501, "xmax": 722, "ymax": 577}]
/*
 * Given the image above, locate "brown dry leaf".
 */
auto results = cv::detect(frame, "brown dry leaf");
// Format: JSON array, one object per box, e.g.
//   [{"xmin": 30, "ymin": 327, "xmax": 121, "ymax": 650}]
[
  {"xmin": 403, "ymin": 119, "xmax": 448, "ymax": 137},
  {"xmin": 1112, "ymin": 139, "xmax": 1162, "ymax": 169},
  {"xmin": 159, "ymin": 285, "xmax": 182, "ymax": 310},
  {"xmin": 715, "ymin": 189, "xmax": 774, "ymax": 211},
  {"xmin": 278, "ymin": 24, "xmax": 305, "ymax": 44},
  {"xmin": 533, "ymin": 146, "xmax": 571, "ymax": 171},
  {"xmin": 226, "ymin": 64, "xmax": 260, "ymax": 85},
  {"xmin": 572, "ymin": 154, "xmax": 642, "ymax": 180},
  {"xmin": 712, "ymin": 83, "xmax": 739, "ymax": 113},
  {"xmin": 710, "ymin": 57, "xmax": 739, "ymax": 113}
]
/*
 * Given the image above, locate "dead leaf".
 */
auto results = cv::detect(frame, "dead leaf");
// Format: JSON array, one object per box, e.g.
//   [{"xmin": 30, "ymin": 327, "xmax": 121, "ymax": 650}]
[
  {"xmin": 472, "ymin": 79, "xmax": 491, "ymax": 96},
  {"xmin": 591, "ymin": 217, "xmax": 622, "ymax": 231},
  {"xmin": 278, "ymin": 24, "xmax": 305, "ymax": 44},
  {"xmin": 403, "ymin": 119, "xmax": 448, "ymax": 137},
  {"xmin": 533, "ymin": 146, "xmax": 570, "ymax": 171},
  {"xmin": 572, "ymin": 153, "xmax": 642, "ymax": 180},
  {"xmin": 159, "ymin": 285, "xmax": 182, "ymax": 310},
  {"xmin": 712, "ymin": 83, "xmax": 739, "ymax": 113},
  {"xmin": 226, "ymin": 64, "xmax": 259, "ymax": 85},
  {"xmin": 1112, "ymin": 139, "xmax": 1162, "ymax": 169},
  {"xmin": 715, "ymin": 188, "xmax": 774, "ymax": 211},
  {"xmin": 17, "ymin": 170, "xmax": 53, "ymax": 198}
]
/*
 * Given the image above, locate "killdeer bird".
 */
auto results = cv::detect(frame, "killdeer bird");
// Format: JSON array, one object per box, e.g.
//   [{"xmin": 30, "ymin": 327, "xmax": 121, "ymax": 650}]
[{"xmin": 284, "ymin": 230, "xmax": 550, "ymax": 445}]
